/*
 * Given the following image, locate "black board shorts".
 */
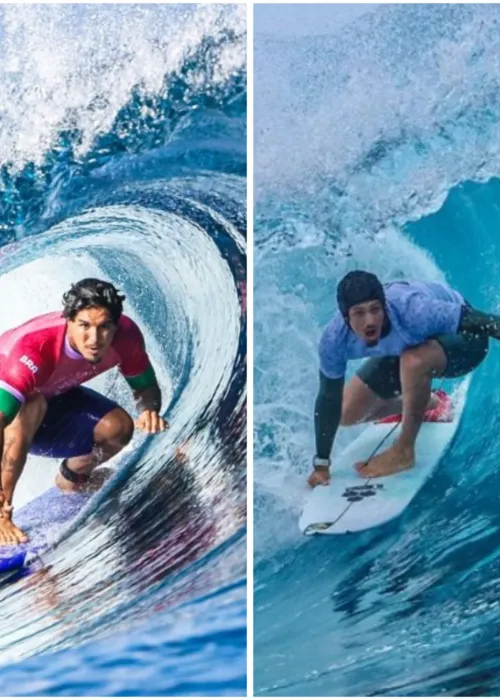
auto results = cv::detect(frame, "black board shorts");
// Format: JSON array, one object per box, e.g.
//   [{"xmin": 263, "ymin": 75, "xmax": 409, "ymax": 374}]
[{"xmin": 357, "ymin": 332, "xmax": 489, "ymax": 400}]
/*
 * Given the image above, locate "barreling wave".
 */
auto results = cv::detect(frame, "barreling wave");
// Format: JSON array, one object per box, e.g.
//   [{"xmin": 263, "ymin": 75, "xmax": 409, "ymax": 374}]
[
  {"xmin": 255, "ymin": 5, "xmax": 500, "ymax": 696},
  {"xmin": 0, "ymin": 4, "xmax": 246, "ymax": 696}
]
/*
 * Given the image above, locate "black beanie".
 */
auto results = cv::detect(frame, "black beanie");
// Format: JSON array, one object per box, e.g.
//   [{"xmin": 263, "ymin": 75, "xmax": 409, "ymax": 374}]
[{"xmin": 337, "ymin": 270, "xmax": 385, "ymax": 318}]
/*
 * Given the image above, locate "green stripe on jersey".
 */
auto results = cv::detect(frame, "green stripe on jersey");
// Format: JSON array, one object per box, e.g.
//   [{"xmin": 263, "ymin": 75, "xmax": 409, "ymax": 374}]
[
  {"xmin": 125, "ymin": 364, "xmax": 157, "ymax": 391},
  {"xmin": 0, "ymin": 388, "xmax": 21, "ymax": 423}
]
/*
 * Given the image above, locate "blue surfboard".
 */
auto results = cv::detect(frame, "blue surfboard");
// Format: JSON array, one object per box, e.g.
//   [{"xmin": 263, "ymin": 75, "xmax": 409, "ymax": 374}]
[{"xmin": 0, "ymin": 488, "xmax": 92, "ymax": 574}]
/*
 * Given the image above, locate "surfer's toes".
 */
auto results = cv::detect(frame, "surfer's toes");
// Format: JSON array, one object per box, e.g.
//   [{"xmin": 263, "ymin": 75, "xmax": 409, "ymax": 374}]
[
  {"xmin": 355, "ymin": 446, "xmax": 415, "ymax": 477},
  {"xmin": 357, "ymin": 468, "xmax": 375, "ymax": 479},
  {"xmin": 356, "ymin": 465, "xmax": 375, "ymax": 479}
]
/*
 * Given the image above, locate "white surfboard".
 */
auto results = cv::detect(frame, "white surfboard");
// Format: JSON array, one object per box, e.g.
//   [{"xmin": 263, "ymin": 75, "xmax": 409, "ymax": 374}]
[{"xmin": 299, "ymin": 396, "xmax": 460, "ymax": 536}]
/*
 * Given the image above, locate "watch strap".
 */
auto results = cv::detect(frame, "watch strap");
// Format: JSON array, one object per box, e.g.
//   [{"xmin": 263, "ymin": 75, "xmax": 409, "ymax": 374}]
[{"xmin": 313, "ymin": 456, "xmax": 330, "ymax": 468}]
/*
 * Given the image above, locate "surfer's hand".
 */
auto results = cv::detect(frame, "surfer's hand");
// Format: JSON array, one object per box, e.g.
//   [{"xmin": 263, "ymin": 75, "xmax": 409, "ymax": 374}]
[
  {"xmin": 135, "ymin": 410, "xmax": 169, "ymax": 434},
  {"xmin": 0, "ymin": 507, "xmax": 28, "ymax": 545},
  {"xmin": 307, "ymin": 467, "xmax": 330, "ymax": 487}
]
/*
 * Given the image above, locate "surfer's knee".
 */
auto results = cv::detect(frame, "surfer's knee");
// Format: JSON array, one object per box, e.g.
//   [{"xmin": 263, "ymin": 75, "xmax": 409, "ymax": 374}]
[
  {"xmin": 94, "ymin": 408, "xmax": 134, "ymax": 448},
  {"xmin": 340, "ymin": 404, "xmax": 359, "ymax": 426},
  {"xmin": 401, "ymin": 341, "xmax": 446, "ymax": 376},
  {"xmin": 400, "ymin": 345, "xmax": 434, "ymax": 375}
]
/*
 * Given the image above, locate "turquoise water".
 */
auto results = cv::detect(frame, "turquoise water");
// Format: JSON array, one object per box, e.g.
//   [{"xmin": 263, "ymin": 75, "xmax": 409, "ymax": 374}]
[
  {"xmin": 255, "ymin": 5, "xmax": 500, "ymax": 696},
  {"xmin": 0, "ymin": 4, "xmax": 246, "ymax": 695}
]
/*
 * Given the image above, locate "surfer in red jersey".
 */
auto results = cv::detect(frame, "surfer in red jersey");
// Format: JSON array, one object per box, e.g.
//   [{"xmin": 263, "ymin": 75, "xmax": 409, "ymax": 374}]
[{"xmin": 0, "ymin": 278, "xmax": 167, "ymax": 545}]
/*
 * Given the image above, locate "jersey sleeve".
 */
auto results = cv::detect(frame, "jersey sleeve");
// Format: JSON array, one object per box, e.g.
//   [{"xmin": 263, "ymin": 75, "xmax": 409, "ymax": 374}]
[
  {"xmin": 115, "ymin": 319, "xmax": 157, "ymax": 391},
  {"xmin": 319, "ymin": 323, "xmax": 347, "ymax": 379},
  {"xmin": 403, "ymin": 292, "xmax": 463, "ymax": 341},
  {"xmin": 0, "ymin": 342, "xmax": 46, "ymax": 422}
]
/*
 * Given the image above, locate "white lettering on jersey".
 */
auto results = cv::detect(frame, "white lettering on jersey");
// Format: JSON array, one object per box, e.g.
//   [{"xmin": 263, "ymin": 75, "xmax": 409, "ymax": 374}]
[{"xmin": 20, "ymin": 355, "xmax": 39, "ymax": 374}]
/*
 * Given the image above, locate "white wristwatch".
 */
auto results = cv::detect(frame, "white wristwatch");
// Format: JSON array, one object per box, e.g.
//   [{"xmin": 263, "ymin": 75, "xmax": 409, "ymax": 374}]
[{"xmin": 313, "ymin": 456, "xmax": 330, "ymax": 469}]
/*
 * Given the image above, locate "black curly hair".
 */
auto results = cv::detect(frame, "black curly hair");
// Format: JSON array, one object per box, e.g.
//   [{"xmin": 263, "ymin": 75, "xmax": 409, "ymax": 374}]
[{"xmin": 62, "ymin": 279, "xmax": 126, "ymax": 324}]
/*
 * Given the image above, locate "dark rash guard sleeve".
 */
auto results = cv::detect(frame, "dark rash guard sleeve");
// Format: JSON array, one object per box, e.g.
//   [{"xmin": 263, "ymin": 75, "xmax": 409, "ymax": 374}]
[
  {"xmin": 459, "ymin": 305, "xmax": 500, "ymax": 339},
  {"xmin": 314, "ymin": 372, "xmax": 344, "ymax": 460}
]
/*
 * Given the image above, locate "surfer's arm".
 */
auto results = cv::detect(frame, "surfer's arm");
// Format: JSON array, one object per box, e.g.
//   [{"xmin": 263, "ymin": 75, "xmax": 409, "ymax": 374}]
[
  {"xmin": 314, "ymin": 372, "xmax": 344, "ymax": 461},
  {"xmin": 0, "ymin": 392, "xmax": 40, "ymax": 510},
  {"xmin": 133, "ymin": 382, "xmax": 168, "ymax": 434},
  {"xmin": 0, "ymin": 403, "xmax": 35, "ymax": 546},
  {"xmin": 117, "ymin": 320, "xmax": 165, "ymax": 416},
  {"xmin": 0, "ymin": 414, "xmax": 6, "ymax": 510},
  {"xmin": 133, "ymin": 380, "xmax": 162, "ymax": 414},
  {"xmin": 0, "ymin": 412, "xmax": 22, "ymax": 541},
  {"xmin": 0, "ymin": 385, "xmax": 26, "ymax": 514},
  {"xmin": 0, "ymin": 426, "xmax": 23, "ymax": 515},
  {"xmin": 123, "ymin": 362, "xmax": 161, "ymax": 412},
  {"xmin": 118, "ymin": 322, "xmax": 168, "ymax": 434},
  {"xmin": 459, "ymin": 305, "xmax": 500, "ymax": 339},
  {"xmin": 124, "ymin": 368, "xmax": 168, "ymax": 434}
]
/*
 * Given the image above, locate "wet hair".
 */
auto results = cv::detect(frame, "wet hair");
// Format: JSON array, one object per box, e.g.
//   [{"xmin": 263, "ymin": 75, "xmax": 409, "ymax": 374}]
[{"xmin": 62, "ymin": 279, "xmax": 126, "ymax": 324}]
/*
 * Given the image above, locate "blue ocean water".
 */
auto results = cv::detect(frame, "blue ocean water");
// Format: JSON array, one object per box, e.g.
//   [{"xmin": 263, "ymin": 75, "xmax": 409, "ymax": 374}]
[
  {"xmin": 254, "ymin": 4, "xmax": 500, "ymax": 696},
  {"xmin": 0, "ymin": 4, "xmax": 246, "ymax": 696}
]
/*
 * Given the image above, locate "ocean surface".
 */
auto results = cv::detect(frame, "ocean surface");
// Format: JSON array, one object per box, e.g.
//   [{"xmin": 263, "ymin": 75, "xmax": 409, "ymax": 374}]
[
  {"xmin": 254, "ymin": 4, "xmax": 500, "ymax": 696},
  {"xmin": 0, "ymin": 4, "xmax": 246, "ymax": 696}
]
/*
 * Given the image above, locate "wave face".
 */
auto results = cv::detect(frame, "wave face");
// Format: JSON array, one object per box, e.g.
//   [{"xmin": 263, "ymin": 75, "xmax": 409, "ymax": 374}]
[
  {"xmin": 0, "ymin": 5, "xmax": 246, "ymax": 696},
  {"xmin": 254, "ymin": 5, "xmax": 500, "ymax": 696}
]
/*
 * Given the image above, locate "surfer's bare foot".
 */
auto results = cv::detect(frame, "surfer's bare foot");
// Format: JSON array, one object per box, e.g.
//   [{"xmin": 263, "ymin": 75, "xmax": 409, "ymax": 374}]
[
  {"xmin": 356, "ymin": 442, "xmax": 415, "ymax": 478},
  {"xmin": 307, "ymin": 467, "xmax": 330, "ymax": 487}
]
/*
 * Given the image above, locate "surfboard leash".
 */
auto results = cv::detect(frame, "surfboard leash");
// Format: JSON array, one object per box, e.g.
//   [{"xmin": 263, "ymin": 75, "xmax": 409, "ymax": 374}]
[
  {"xmin": 317, "ymin": 421, "xmax": 400, "ymax": 533},
  {"xmin": 308, "ymin": 380, "xmax": 446, "ymax": 534},
  {"xmin": 351, "ymin": 378, "xmax": 447, "ymax": 483}
]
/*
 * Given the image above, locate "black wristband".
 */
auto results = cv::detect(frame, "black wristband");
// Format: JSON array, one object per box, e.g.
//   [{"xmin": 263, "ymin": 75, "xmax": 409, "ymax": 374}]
[{"xmin": 60, "ymin": 460, "xmax": 90, "ymax": 485}]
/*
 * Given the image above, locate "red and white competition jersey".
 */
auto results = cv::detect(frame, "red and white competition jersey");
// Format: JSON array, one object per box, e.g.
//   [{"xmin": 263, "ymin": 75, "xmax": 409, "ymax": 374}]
[{"xmin": 0, "ymin": 311, "xmax": 150, "ymax": 403}]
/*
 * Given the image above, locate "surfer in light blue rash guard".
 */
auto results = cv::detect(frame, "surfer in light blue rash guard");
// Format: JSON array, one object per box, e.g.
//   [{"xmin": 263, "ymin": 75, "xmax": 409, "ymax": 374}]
[{"xmin": 309, "ymin": 270, "xmax": 500, "ymax": 486}]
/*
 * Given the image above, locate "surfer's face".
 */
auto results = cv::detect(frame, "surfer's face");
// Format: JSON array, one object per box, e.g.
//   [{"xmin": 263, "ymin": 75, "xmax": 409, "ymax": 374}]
[
  {"xmin": 348, "ymin": 300, "xmax": 384, "ymax": 346},
  {"xmin": 67, "ymin": 307, "xmax": 117, "ymax": 364}
]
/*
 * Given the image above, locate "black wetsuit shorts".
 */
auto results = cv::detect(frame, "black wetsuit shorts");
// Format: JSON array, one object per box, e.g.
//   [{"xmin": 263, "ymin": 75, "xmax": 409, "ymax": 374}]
[{"xmin": 357, "ymin": 331, "xmax": 488, "ymax": 400}]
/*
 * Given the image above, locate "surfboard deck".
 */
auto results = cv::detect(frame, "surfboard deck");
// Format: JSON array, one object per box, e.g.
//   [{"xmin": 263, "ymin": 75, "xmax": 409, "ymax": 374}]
[
  {"xmin": 0, "ymin": 488, "xmax": 92, "ymax": 574},
  {"xmin": 299, "ymin": 391, "xmax": 459, "ymax": 536}
]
